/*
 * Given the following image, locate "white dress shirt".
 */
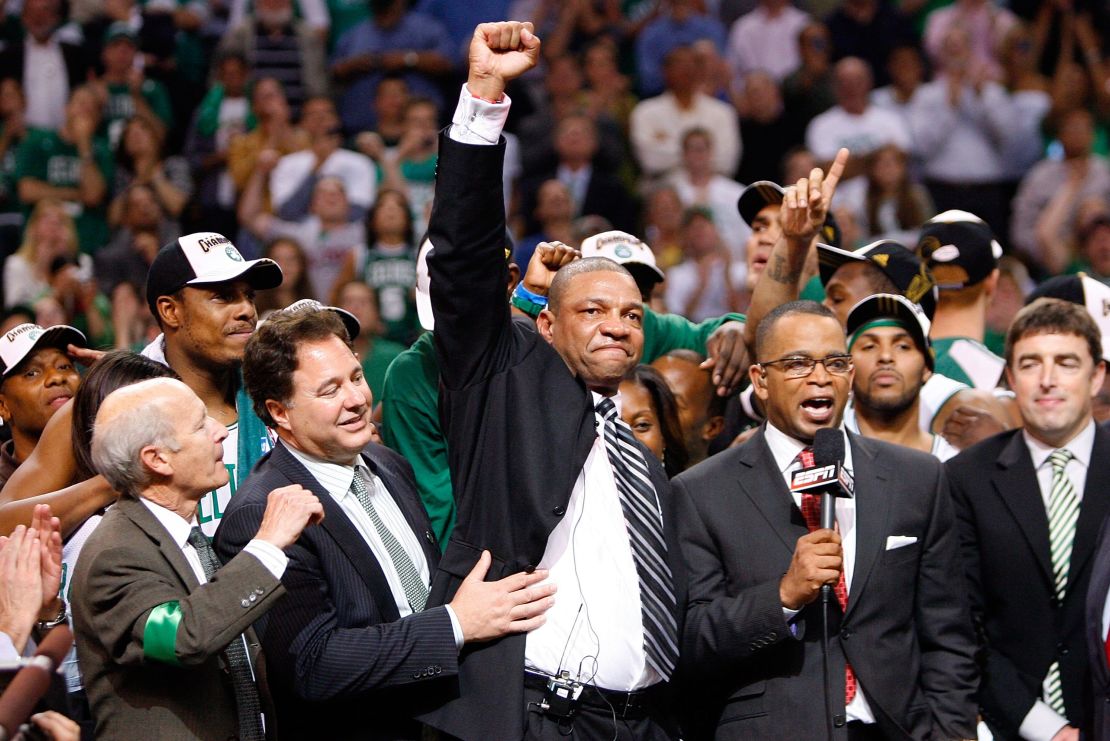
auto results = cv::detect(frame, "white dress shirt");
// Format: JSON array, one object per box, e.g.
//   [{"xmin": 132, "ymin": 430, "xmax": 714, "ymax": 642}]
[
  {"xmin": 763, "ymin": 422, "xmax": 877, "ymax": 724},
  {"xmin": 284, "ymin": 446, "xmax": 463, "ymax": 647},
  {"xmin": 1020, "ymin": 420, "xmax": 1096, "ymax": 741},
  {"xmin": 23, "ymin": 36, "xmax": 68, "ymax": 132}
]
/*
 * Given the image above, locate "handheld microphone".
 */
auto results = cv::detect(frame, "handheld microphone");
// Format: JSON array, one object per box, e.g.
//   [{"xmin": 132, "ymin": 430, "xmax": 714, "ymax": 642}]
[{"xmin": 0, "ymin": 626, "xmax": 71, "ymax": 741}]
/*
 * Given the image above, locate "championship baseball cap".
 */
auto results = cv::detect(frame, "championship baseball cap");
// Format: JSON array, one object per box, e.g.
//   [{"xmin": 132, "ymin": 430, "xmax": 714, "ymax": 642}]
[
  {"xmin": 0, "ymin": 323, "xmax": 86, "ymax": 378},
  {"xmin": 274, "ymin": 298, "xmax": 361, "ymax": 340},
  {"xmin": 818, "ymin": 239, "xmax": 938, "ymax": 320},
  {"xmin": 736, "ymin": 181, "xmax": 842, "ymax": 248},
  {"xmin": 579, "ymin": 230, "xmax": 665, "ymax": 293},
  {"xmin": 1026, "ymin": 273, "xmax": 1110, "ymax": 360},
  {"xmin": 916, "ymin": 210, "xmax": 1002, "ymax": 290},
  {"xmin": 145, "ymin": 232, "xmax": 283, "ymax": 317},
  {"xmin": 846, "ymin": 293, "xmax": 934, "ymax": 370}
]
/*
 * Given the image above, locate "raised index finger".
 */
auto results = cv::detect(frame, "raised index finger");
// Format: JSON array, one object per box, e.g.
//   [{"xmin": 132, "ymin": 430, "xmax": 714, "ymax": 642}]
[{"xmin": 823, "ymin": 148, "xmax": 849, "ymax": 199}]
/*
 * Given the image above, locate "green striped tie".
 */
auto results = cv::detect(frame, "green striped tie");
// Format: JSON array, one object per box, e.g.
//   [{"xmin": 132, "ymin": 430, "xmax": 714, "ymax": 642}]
[{"xmin": 1044, "ymin": 449, "xmax": 1079, "ymax": 716}]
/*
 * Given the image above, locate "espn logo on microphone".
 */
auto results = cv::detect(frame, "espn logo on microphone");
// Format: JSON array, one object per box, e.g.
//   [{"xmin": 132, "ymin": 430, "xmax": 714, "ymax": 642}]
[{"xmin": 790, "ymin": 465, "xmax": 837, "ymax": 492}]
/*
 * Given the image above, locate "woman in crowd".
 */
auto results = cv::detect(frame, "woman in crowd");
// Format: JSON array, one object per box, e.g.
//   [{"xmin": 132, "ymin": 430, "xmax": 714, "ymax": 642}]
[
  {"xmin": 254, "ymin": 237, "xmax": 314, "ymax": 316},
  {"xmin": 109, "ymin": 115, "xmax": 193, "ymax": 225},
  {"xmin": 836, "ymin": 144, "xmax": 934, "ymax": 246},
  {"xmin": 620, "ymin": 364, "xmax": 689, "ymax": 479}
]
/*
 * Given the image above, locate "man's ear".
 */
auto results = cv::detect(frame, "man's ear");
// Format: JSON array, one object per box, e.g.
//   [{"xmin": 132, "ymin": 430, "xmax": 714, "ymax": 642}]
[
  {"xmin": 266, "ymin": 399, "xmax": 293, "ymax": 433},
  {"xmin": 156, "ymin": 295, "xmax": 183, "ymax": 331},
  {"xmin": 536, "ymin": 309, "xmax": 556, "ymax": 345},
  {"xmin": 702, "ymin": 414, "xmax": 725, "ymax": 442},
  {"xmin": 0, "ymin": 391, "xmax": 11, "ymax": 425},
  {"xmin": 139, "ymin": 443, "xmax": 173, "ymax": 478},
  {"xmin": 749, "ymin": 363, "xmax": 768, "ymax": 400}
]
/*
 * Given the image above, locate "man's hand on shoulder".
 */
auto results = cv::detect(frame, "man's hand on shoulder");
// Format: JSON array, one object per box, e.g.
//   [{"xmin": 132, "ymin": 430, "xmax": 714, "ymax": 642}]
[
  {"xmin": 449, "ymin": 550, "xmax": 556, "ymax": 643},
  {"xmin": 254, "ymin": 485, "xmax": 325, "ymax": 550},
  {"xmin": 703, "ymin": 320, "xmax": 749, "ymax": 397},
  {"xmin": 467, "ymin": 21, "xmax": 541, "ymax": 103}
]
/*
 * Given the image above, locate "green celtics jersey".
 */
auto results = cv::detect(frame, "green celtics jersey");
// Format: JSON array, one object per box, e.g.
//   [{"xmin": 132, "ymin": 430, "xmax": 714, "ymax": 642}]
[{"xmin": 361, "ymin": 242, "xmax": 419, "ymax": 345}]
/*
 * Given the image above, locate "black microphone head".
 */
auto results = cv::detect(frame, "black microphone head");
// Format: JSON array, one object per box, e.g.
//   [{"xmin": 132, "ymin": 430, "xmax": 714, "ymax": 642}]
[{"xmin": 812, "ymin": 428, "xmax": 844, "ymax": 467}]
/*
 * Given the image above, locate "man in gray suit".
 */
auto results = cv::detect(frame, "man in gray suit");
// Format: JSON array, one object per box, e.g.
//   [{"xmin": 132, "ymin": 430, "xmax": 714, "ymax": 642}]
[
  {"xmin": 72, "ymin": 377, "xmax": 324, "ymax": 740},
  {"xmin": 674, "ymin": 299, "xmax": 977, "ymax": 740}
]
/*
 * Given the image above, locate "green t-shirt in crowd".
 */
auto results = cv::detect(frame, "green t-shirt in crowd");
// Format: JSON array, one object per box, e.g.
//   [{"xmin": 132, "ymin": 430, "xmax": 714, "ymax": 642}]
[
  {"xmin": 361, "ymin": 244, "xmax": 419, "ymax": 345},
  {"xmin": 102, "ymin": 80, "xmax": 174, "ymax": 147},
  {"xmin": 360, "ymin": 336, "xmax": 407, "ymax": 405},
  {"xmin": 14, "ymin": 128, "xmax": 113, "ymax": 253}
]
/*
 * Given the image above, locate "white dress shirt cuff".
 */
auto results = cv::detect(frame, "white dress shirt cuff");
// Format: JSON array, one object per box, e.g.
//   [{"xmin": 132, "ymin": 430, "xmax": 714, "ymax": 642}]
[
  {"xmin": 444, "ymin": 605, "xmax": 465, "ymax": 650},
  {"xmin": 0, "ymin": 631, "xmax": 19, "ymax": 661},
  {"xmin": 243, "ymin": 539, "xmax": 289, "ymax": 580},
  {"xmin": 1018, "ymin": 699, "xmax": 1069, "ymax": 741},
  {"xmin": 448, "ymin": 84, "xmax": 511, "ymax": 146}
]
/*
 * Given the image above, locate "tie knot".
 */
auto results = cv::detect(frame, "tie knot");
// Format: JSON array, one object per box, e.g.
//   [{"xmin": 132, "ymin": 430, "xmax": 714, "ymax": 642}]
[
  {"xmin": 1049, "ymin": 449, "xmax": 1074, "ymax": 470},
  {"xmin": 797, "ymin": 446, "xmax": 815, "ymax": 468},
  {"xmin": 596, "ymin": 396, "xmax": 618, "ymax": 422},
  {"xmin": 187, "ymin": 526, "xmax": 209, "ymax": 550}
]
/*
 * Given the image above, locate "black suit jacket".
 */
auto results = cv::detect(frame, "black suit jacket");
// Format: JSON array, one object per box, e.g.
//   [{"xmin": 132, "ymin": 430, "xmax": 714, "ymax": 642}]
[
  {"xmin": 0, "ymin": 36, "xmax": 88, "ymax": 91},
  {"xmin": 674, "ymin": 427, "xmax": 977, "ymax": 740},
  {"xmin": 419, "ymin": 133, "xmax": 686, "ymax": 740},
  {"xmin": 947, "ymin": 424, "xmax": 1110, "ymax": 739},
  {"xmin": 521, "ymin": 165, "xmax": 639, "ymax": 234},
  {"xmin": 214, "ymin": 440, "xmax": 459, "ymax": 741},
  {"xmin": 1086, "ymin": 498, "xmax": 1110, "ymax": 741}
]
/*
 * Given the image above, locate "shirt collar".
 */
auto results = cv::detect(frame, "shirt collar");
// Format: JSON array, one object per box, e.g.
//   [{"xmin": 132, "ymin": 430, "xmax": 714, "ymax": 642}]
[
  {"xmin": 1024, "ymin": 419, "xmax": 1096, "ymax": 471},
  {"xmin": 764, "ymin": 421, "xmax": 853, "ymax": 474},
  {"xmin": 140, "ymin": 497, "xmax": 197, "ymax": 549},
  {"xmin": 592, "ymin": 390, "xmax": 622, "ymax": 417},
  {"xmin": 284, "ymin": 442, "xmax": 365, "ymax": 502}
]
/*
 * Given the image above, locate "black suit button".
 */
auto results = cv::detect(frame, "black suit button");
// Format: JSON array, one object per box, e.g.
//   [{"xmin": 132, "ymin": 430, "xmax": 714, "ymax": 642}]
[
  {"xmin": 833, "ymin": 714, "xmax": 846, "ymax": 727},
  {"xmin": 525, "ymin": 564, "xmax": 536, "ymax": 573},
  {"xmin": 412, "ymin": 672, "xmax": 421, "ymax": 680},
  {"xmin": 434, "ymin": 666, "xmax": 442, "ymax": 674},
  {"xmin": 425, "ymin": 530, "xmax": 436, "ymax": 545},
  {"xmin": 552, "ymin": 505, "xmax": 566, "ymax": 516},
  {"xmin": 840, "ymin": 629, "xmax": 851, "ymax": 640}
]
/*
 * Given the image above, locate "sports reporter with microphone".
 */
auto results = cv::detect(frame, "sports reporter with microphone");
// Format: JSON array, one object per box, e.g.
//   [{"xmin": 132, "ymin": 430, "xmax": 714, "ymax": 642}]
[{"xmin": 673, "ymin": 298, "xmax": 977, "ymax": 740}]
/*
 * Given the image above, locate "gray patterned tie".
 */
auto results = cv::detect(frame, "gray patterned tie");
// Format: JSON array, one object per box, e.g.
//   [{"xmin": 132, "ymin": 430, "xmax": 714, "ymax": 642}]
[
  {"xmin": 187, "ymin": 527, "xmax": 264, "ymax": 741},
  {"xmin": 596, "ymin": 396, "xmax": 679, "ymax": 680},
  {"xmin": 350, "ymin": 467, "xmax": 428, "ymax": 612}
]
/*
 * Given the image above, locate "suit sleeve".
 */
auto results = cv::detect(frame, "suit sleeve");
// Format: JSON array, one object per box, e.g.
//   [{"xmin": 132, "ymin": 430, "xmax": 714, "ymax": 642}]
[
  {"xmin": 218, "ymin": 501, "xmax": 459, "ymax": 702},
  {"xmin": 948, "ymin": 458, "xmax": 1038, "ymax": 736},
  {"xmin": 427, "ymin": 132, "xmax": 512, "ymax": 392},
  {"xmin": 913, "ymin": 462, "xmax": 979, "ymax": 739},
  {"xmin": 79, "ymin": 543, "xmax": 283, "ymax": 668},
  {"xmin": 674, "ymin": 476, "xmax": 796, "ymax": 675}
]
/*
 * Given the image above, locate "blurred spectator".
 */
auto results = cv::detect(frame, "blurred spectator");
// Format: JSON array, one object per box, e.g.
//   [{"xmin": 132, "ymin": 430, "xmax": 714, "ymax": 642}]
[
  {"xmin": 241, "ymin": 161, "xmax": 364, "ymax": 301},
  {"xmin": 4, "ymin": 200, "xmax": 91, "ymax": 309},
  {"xmin": 536, "ymin": 0, "xmax": 622, "ymax": 62},
  {"xmin": 631, "ymin": 45, "xmax": 740, "ymax": 179},
  {"xmin": 512, "ymin": 179, "xmax": 575, "ymax": 270},
  {"xmin": 805, "ymin": 57, "xmax": 910, "ymax": 175},
  {"xmin": 330, "ymin": 0, "xmax": 453, "ymax": 134},
  {"xmin": 725, "ymin": 0, "xmax": 809, "ymax": 83},
  {"xmin": 781, "ymin": 145, "xmax": 818, "ymax": 183},
  {"xmin": 983, "ymin": 254, "xmax": 1032, "ymax": 355},
  {"xmin": 0, "ymin": 77, "xmax": 26, "ymax": 258},
  {"xmin": 825, "ymin": 0, "xmax": 915, "ymax": 87},
  {"xmin": 642, "ymin": 184, "xmax": 686, "ymax": 271},
  {"xmin": 226, "ymin": 0, "xmax": 332, "ymax": 39},
  {"xmin": 781, "ymin": 21, "xmax": 836, "ymax": 130},
  {"xmin": 93, "ymin": 23, "xmax": 173, "ymax": 148},
  {"xmin": 110, "ymin": 116, "xmax": 193, "ymax": 225},
  {"xmin": 96, "ymin": 212, "xmax": 164, "ymax": 298},
  {"xmin": 910, "ymin": 28, "xmax": 1014, "ymax": 239},
  {"xmin": 334, "ymin": 189, "xmax": 418, "ymax": 344},
  {"xmin": 218, "ymin": 0, "xmax": 329, "ymax": 119},
  {"xmin": 270, "ymin": 96, "xmax": 376, "ymax": 221},
  {"xmin": 102, "ymin": 181, "xmax": 180, "ymax": 269},
  {"xmin": 637, "ymin": 0, "xmax": 726, "ymax": 97},
  {"xmin": 415, "ymin": 0, "xmax": 514, "ymax": 60},
  {"xmin": 582, "ymin": 38, "xmax": 637, "ymax": 134},
  {"xmin": 835, "ymin": 144, "xmax": 934, "ymax": 245},
  {"xmin": 0, "ymin": 0, "xmax": 89, "ymax": 132},
  {"xmin": 360, "ymin": 97, "xmax": 440, "ymax": 235},
  {"xmin": 335, "ymin": 279, "xmax": 406, "ymax": 403},
  {"xmin": 692, "ymin": 38, "xmax": 733, "ymax": 101},
  {"xmin": 371, "ymin": 74, "xmax": 410, "ymax": 146},
  {"xmin": 669, "ymin": 128, "xmax": 750, "ymax": 259},
  {"xmin": 523, "ymin": 114, "xmax": 638, "ymax": 234},
  {"xmin": 227, "ymin": 77, "xmax": 309, "ymax": 206},
  {"xmin": 870, "ymin": 43, "xmax": 926, "ymax": 122},
  {"xmin": 922, "ymin": 0, "xmax": 1015, "ymax": 83},
  {"xmin": 998, "ymin": 24, "xmax": 1050, "ymax": 187},
  {"xmin": 1075, "ymin": 205, "xmax": 1110, "ymax": 286},
  {"xmin": 650, "ymin": 349, "xmax": 725, "ymax": 467},
  {"xmin": 1013, "ymin": 108, "xmax": 1110, "ymax": 269},
  {"xmin": 15, "ymin": 86, "xmax": 112, "ymax": 254},
  {"xmin": 619, "ymin": 364, "xmax": 689, "ymax": 478},
  {"xmin": 665, "ymin": 207, "xmax": 742, "ymax": 320},
  {"xmin": 254, "ymin": 236, "xmax": 315, "ymax": 315},
  {"xmin": 737, "ymin": 71, "xmax": 803, "ymax": 185},
  {"xmin": 184, "ymin": 53, "xmax": 251, "ymax": 239}
]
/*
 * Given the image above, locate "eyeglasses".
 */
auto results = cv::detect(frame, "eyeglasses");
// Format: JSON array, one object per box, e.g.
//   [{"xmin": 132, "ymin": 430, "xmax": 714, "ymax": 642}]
[{"xmin": 758, "ymin": 354, "xmax": 853, "ymax": 378}]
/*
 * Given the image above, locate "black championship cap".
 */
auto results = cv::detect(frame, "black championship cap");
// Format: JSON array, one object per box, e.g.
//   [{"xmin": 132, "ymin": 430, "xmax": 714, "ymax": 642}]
[
  {"xmin": 737, "ymin": 180, "xmax": 841, "ymax": 247},
  {"xmin": 916, "ymin": 210, "xmax": 1002, "ymax": 290},
  {"xmin": 1026, "ymin": 273, "xmax": 1110, "ymax": 360},
  {"xmin": 846, "ymin": 293, "xmax": 934, "ymax": 370},
  {"xmin": 145, "ymin": 232, "xmax": 283, "ymax": 317},
  {"xmin": 817, "ymin": 239, "xmax": 938, "ymax": 320}
]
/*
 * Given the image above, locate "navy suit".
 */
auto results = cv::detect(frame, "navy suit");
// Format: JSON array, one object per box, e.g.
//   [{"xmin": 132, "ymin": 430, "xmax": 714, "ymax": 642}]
[{"xmin": 215, "ymin": 440, "xmax": 458, "ymax": 741}]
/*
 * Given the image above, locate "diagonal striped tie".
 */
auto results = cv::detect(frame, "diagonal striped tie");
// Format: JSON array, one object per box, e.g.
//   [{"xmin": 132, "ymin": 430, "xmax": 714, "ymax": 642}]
[
  {"xmin": 1044, "ymin": 448, "xmax": 1080, "ymax": 715},
  {"xmin": 187, "ymin": 528, "xmax": 265, "ymax": 741},
  {"xmin": 351, "ymin": 467, "xmax": 428, "ymax": 612},
  {"xmin": 596, "ymin": 397, "xmax": 679, "ymax": 681}
]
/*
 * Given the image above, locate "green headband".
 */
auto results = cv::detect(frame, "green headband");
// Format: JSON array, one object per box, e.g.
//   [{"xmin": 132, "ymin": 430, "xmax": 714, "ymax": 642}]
[{"xmin": 848, "ymin": 318, "xmax": 909, "ymax": 351}]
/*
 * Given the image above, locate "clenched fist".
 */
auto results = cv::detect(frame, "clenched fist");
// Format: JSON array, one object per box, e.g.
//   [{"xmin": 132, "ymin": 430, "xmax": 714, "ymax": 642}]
[
  {"xmin": 467, "ymin": 21, "xmax": 541, "ymax": 103},
  {"xmin": 254, "ymin": 485, "xmax": 325, "ymax": 550}
]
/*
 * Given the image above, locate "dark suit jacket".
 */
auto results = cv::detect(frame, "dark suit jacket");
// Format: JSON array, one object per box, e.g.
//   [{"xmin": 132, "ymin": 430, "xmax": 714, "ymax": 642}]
[
  {"xmin": 214, "ymin": 440, "xmax": 459, "ymax": 741},
  {"xmin": 71, "ymin": 495, "xmax": 284, "ymax": 741},
  {"xmin": 0, "ymin": 36, "xmax": 88, "ymax": 91},
  {"xmin": 1087, "ymin": 499, "xmax": 1110, "ymax": 741},
  {"xmin": 419, "ymin": 133, "xmax": 686, "ymax": 740},
  {"xmin": 674, "ymin": 427, "xmax": 977, "ymax": 741},
  {"xmin": 947, "ymin": 424, "xmax": 1110, "ymax": 739},
  {"xmin": 521, "ymin": 165, "xmax": 640, "ymax": 235}
]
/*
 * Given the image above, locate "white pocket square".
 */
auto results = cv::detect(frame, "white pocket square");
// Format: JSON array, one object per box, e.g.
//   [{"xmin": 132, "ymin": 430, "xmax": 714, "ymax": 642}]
[{"xmin": 885, "ymin": 535, "xmax": 918, "ymax": 551}]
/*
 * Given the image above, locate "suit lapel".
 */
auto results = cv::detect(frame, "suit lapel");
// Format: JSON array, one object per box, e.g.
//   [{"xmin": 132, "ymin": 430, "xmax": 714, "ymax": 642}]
[
  {"xmin": 118, "ymin": 496, "xmax": 201, "ymax": 592},
  {"xmin": 1068, "ymin": 425, "xmax": 1110, "ymax": 599},
  {"xmin": 270, "ymin": 442, "xmax": 402, "ymax": 623},
  {"xmin": 994, "ymin": 431, "xmax": 1054, "ymax": 587},
  {"xmin": 843, "ymin": 434, "xmax": 890, "ymax": 619},
  {"xmin": 736, "ymin": 429, "xmax": 807, "ymax": 556}
]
